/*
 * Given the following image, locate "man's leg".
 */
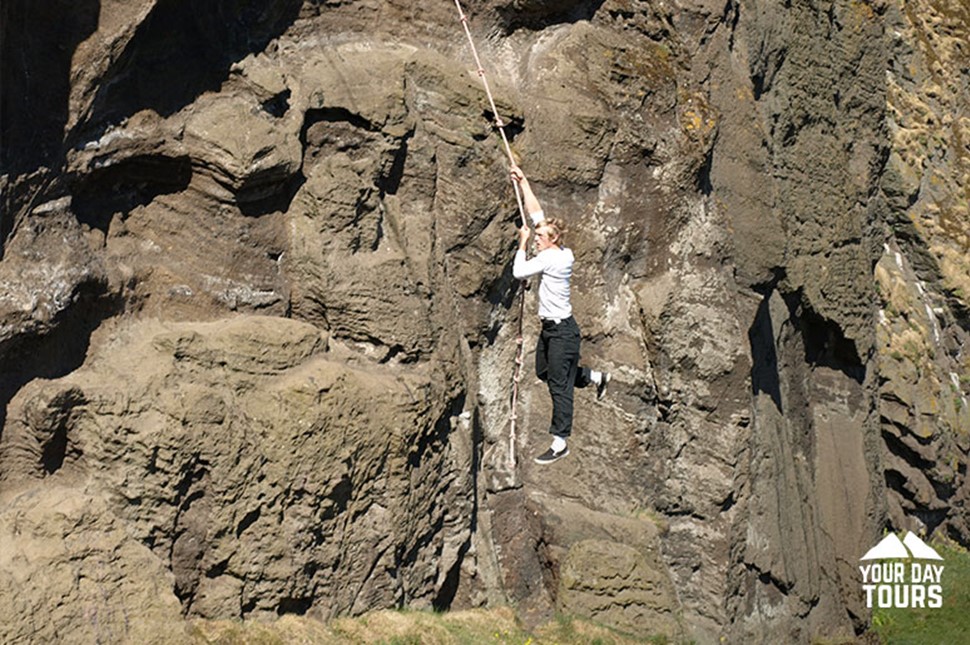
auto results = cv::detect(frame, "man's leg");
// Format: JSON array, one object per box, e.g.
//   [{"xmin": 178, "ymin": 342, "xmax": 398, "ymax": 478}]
[
  {"xmin": 575, "ymin": 364, "xmax": 610, "ymax": 399},
  {"xmin": 545, "ymin": 323, "xmax": 580, "ymax": 438},
  {"xmin": 535, "ymin": 322, "xmax": 580, "ymax": 464},
  {"xmin": 535, "ymin": 328, "xmax": 549, "ymax": 382}
]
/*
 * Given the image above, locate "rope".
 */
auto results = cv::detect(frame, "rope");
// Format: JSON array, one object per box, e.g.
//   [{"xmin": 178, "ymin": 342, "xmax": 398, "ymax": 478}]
[
  {"xmin": 452, "ymin": 0, "xmax": 527, "ymax": 227},
  {"xmin": 507, "ymin": 282, "xmax": 526, "ymax": 467},
  {"xmin": 453, "ymin": 0, "xmax": 528, "ymax": 469}
]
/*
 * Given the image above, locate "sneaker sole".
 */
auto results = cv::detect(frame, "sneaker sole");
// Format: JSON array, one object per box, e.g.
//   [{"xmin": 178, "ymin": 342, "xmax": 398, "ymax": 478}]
[{"xmin": 534, "ymin": 448, "xmax": 569, "ymax": 464}]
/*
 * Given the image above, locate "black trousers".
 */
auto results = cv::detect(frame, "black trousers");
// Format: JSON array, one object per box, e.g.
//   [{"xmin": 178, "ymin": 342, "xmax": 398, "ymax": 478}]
[{"xmin": 535, "ymin": 316, "xmax": 593, "ymax": 437}]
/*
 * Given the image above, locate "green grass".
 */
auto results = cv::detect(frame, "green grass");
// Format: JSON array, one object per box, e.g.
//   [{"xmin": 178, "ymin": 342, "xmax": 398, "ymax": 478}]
[
  {"xmin": 869, "ymin": 539, "xmax": 970, "ymax": 644},
  {"xmin": 190, "ymin": 607, "xmax": 680, "ymax": 645}
]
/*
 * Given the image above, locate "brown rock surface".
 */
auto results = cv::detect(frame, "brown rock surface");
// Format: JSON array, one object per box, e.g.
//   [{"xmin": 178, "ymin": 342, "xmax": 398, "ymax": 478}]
[
  {"xmin": 559, "ymin": 539, "xmax": 679, "ymax": 637},
  {"xmin": 0, "ymin": 485, "xmax": 185, "ymax": 644},
  {"xmin": 1, "ymin": 315, "xmax": 473, "ymax": 621},
  {"xmin": 1, "ymin": 1, "xmax": 968, "ymax": 643},
  {"xmin": 876, "ymin": 0, "xmax": 970, "ymax": 544}
]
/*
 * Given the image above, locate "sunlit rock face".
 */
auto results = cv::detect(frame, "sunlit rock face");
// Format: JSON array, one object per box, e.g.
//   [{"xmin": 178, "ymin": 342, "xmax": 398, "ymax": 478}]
[{"xmin": 1, "ymin": 1, "xmax": 967, "ymax": 643}]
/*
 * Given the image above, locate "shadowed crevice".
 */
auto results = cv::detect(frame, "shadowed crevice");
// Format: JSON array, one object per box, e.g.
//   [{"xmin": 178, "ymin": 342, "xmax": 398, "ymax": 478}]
[
  {"xmin": 70, "ymin": 155, "xmax": 193, "ymax": 233},
  {"xmin": 0, "ymin": 0, "xmax": 100, "ymax": 176},
  {"xmin": 0, "ymin": 280, "xmax": 120, "ymax": 447},
  {"xmin": 74, "ymin": 0, "xmax": 303, "ymax": 146},
  {"xmin": 495, "ymin": 0, "xmax": 608, "ymax": 34},
  {"xmin": 749, "ymin": 292, "xmax": 783, "ymax": 413}
]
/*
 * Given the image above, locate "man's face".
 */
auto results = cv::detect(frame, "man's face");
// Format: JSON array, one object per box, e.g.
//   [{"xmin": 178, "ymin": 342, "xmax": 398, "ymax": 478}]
[{"xmin": 535, "ymin": 226, "xmax": 557, "ymax": 251}]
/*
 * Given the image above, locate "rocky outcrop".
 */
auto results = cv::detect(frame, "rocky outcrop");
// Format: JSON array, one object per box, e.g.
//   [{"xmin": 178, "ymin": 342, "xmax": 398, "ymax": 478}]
[
  {"xmin": 1, "ymin": 1, "xmax": 967, "ymax": 644},
  {"xmin": 0, "ymin": 485, "xmax": 186, "ymax": 644},
  {"xmin": 876, "ymin": 0, "xmax": 970, "ymax": 544},
  {"xmin": 1, "ymin": 315, "xmax": 473, "ymax": 623}
]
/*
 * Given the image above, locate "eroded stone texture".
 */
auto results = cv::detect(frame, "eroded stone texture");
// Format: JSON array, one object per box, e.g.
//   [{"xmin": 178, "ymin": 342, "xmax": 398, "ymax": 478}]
[
  {"xmin": 1, "ymin": 316, "xmax": 472, "ymax": 621},
  {"xmin": 1, "ymin": 1, "xmax": 967, "ymax": 643},
  {"xmin": 0, "ymin": 485, "xmax": 186, "ymax": 645}
]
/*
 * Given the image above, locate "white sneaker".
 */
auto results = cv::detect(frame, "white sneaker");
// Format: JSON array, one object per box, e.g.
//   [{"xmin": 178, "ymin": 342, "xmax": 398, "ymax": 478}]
[{"xmin": 596, "ymin": 372, "xmax": 611, "ymax": 400}]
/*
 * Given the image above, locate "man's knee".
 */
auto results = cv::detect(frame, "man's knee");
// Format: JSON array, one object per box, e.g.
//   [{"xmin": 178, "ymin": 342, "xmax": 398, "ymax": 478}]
[{"xmin": 546, "ymin": 376, "xmax": 574, "ymax": 399}]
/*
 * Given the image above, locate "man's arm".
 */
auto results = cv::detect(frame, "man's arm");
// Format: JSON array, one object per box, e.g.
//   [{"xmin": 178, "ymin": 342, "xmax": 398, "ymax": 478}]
[
  {"xmin": 513, "ymin": 225, "xmax": 548, "ymax": 279},
  {"xmin": 510, "ymin": 165, "xmax": 545, "ymax": 225}
]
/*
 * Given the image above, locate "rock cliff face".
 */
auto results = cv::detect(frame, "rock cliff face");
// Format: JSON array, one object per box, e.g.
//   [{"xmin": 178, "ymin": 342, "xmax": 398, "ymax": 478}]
[{"xmin": 1, "ymin": 1, "xmax": 967, "ymax": 643}]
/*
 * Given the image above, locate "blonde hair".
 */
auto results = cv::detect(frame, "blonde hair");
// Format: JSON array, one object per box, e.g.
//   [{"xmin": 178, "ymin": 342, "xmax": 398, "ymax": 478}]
[{"xmin": 537, "ymin": 217, "xmax": 567, "ymax": 246}]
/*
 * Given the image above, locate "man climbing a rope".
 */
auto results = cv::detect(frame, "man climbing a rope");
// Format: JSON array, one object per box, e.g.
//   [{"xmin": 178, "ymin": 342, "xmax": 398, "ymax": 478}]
[{"xmin": 510, "ymin": 165, "xmax": 610, "ymax": 465}]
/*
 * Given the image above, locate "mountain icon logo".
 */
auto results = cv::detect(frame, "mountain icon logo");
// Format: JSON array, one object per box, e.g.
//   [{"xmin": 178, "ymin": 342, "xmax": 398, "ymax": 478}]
[
  {"xmin": 860, "ymin": 531, "xmax": 943, "ymax": 561},
  {"xmin": 859, "ymin": 531, "xmax": 945, "ymax": 609}
]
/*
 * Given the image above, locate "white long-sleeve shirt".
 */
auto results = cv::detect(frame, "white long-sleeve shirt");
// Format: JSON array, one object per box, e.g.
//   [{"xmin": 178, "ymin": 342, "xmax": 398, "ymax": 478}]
[{"xmin": 512, "ymin": 246, "xmax": 574, "ymax": 321}]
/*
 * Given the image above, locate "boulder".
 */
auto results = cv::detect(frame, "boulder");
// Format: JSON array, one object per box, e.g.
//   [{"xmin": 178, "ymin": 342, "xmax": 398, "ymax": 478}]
[{"xmin": 0, "ymin": 484, "xmax": 185, "ymax": 645}]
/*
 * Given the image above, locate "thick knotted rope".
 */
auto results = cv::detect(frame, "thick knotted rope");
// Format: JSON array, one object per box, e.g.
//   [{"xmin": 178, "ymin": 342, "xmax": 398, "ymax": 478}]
[{"xmin": 453, "ymin": 0, "xmax": 528, "ymax": 469}]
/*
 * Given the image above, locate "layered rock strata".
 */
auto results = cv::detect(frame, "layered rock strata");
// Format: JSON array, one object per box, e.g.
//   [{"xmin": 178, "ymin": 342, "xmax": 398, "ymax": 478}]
[{"xmin": 1, "ymin": 1, "xmax": 967, "ymax": 643}]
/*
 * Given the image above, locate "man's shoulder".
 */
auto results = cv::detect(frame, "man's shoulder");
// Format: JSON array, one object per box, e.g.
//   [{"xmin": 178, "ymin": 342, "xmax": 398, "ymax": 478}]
[{"xmin": 546, "ymin": 246, "xmax": 574, "ymax": 268}]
